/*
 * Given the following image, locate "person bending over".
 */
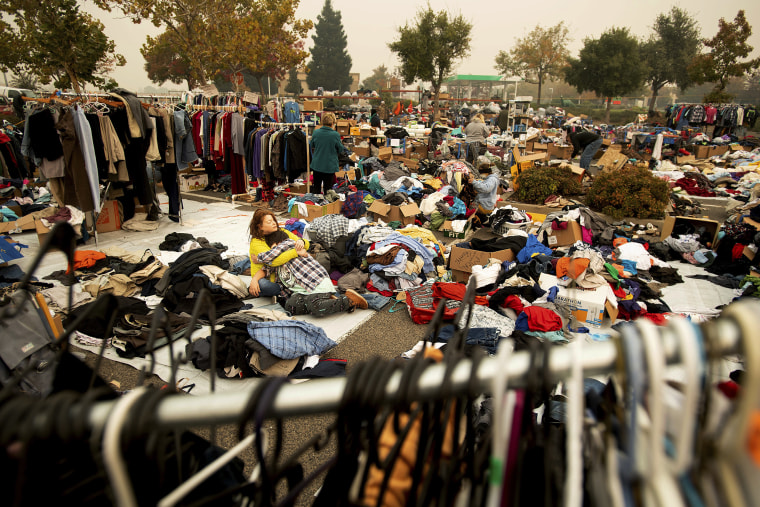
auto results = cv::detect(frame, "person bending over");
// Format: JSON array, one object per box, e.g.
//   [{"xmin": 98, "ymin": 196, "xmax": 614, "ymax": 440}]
[
  {"xmin": 468, "ymin": 166, "xmax": 502, "ymax": 224},
  {"xmin": 247, "ymin": 209, "xmax": 367, "ymax": 316},
  {"xmin": 565, "ymin": 126, "xmax": 603, "ymax": 170}
]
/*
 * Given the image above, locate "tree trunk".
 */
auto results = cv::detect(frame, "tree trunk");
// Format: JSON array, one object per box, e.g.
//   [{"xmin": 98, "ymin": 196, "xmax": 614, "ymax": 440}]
[
  {"xmin": 648, "ymin": 85, "xmax": 660, "ymax": 116},
  {"xmin": 256, "ymin": 76, "xmax": 266, "ymax": 102},
  {"xmin": 432, "ymin": 84, "xmax": 440, "ymax": 122},
  {"xmin": 536, "ymin": 75, "xmax": 542, "ymax": 107},
  {"xmin": 605, "ymin": 97, "xmax": 612, "ymax": 124},
  {"xmin": 65, "ymin": 66, "xmax": 82, "ymax": 95}
]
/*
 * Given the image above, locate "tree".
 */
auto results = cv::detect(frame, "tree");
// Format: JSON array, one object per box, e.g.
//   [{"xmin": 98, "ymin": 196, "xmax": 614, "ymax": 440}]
[
  {"xmin": 389, "ymin": 6, "xmax": 472, "ymax": 121},
  {"xmin": 361, "ymin": 65, "xmax": 391, "ymax": 93},
  {"xmin": 640, "ymin": 7, "xmax": 701, "ymax": 115},
  {"xmin": 564, "ymin": 27, "xmax": 647, "ymax": 124},
  {"xmin": 141, "ymin": 31, "xmax": 197, "ymax": 89},
  {"xmin": 10, "ymin": 69, "xmax": 39, "ymax": 90},
  {"xmin": 285, "ymin": 67, "xmax": 303, "ymax": 96},
  {"xmin": 306, "ymin": 0, "xmax": 352, "ymax": 92},
  {"xmin": 689, "ymin": 10, "xmax": 760, "ymax": 103},
  {"xmin": 0, "ymin": 0, "xmax": 125, "ymax": 94},
  {"xmin": 494, "ymin": 22, "xmax": 570, "ymax": 106},
  {"xmin": 96, "ymin": 0, "xmax": 311, "ymax": 92}
]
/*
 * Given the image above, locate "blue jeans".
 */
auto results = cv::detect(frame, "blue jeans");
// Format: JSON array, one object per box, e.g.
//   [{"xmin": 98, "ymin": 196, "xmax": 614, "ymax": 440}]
[
  {"xmin": 580, "ymin": 138, "xmax": 604, "ymax": 170},
  {"xmin": 254, "ymin": 278, "xmax": 282, "ymax": 297},
  {"xmin": 362, "ymin": 292, "xmax": 392, "ymax": 311}
]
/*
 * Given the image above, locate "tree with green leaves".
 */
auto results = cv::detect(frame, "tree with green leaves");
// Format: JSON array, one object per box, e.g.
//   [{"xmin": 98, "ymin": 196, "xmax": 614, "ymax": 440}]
[
  {"xmin": 494, "ymin": 22, "xmax": 570, "ymax": 106},
  {"xmin": 565, "ymin": 27, "xmax": 647, "ymax": 124},
  {"xmin": 285, "ymin": 67, "xmax": 303, "ymax": 96},
  {"xmin": 0, "ymin": 0, "xmax": 125, "ymax": 93},
  {"xmin": 689, "ymin": 10, "xmax": 760, "ymax": 103},
  {"xmin": 96, "ymin": 0, "xmax": 311, "ymax": 93},
  {"xmin": 361, "ymin": 65, "xmax": 391, "ymax": 93},
  {"xmin": 9, "ymin": 70, "xmax": 39, "ymax": 91},
  {"xmin": 141, "ymin": 31, "xmax": 197, "ymax": 89},
  {"xmin": 640, "ymin": 7, "xmax": 701, "ymax": 115},
  {"xmin": 306, "ymin": 0, "xmax": 352, "ymax": 93},
  {"xmin": 388, "ymin": 6, "xmax": 472, "ymax": 121}
]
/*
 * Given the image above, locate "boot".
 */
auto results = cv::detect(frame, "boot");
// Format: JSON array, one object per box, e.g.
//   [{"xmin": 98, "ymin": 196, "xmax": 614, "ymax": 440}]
[
  {"xmin": 344, "ymin": 289, "xmax": 368, "ymax": 310},
  {"xmin": 252, "ymin": 187, "xmax": 262, "ymax": 203}
]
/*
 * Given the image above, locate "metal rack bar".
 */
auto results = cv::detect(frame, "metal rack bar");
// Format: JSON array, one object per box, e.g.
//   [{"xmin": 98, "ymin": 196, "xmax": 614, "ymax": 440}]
[{"xmin": 86, "ymin": 316, "xmax": 742, "ymax": 431}]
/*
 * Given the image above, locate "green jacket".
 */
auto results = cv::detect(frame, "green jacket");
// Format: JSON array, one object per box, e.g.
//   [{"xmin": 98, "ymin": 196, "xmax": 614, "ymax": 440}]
[{"xmin": 309, "ymin": 126, "xmax": 347, "ymax": 174}]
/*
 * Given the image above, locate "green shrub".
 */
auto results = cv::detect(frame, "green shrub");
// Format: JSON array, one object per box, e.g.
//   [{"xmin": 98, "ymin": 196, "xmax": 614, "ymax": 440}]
[
  {"xmin": 513, "ymin": 166, "xmax": 582, "ymax": 204},
  {"xmin": 585, "ymin": 166, "xmax": 670, "ymax": 219}
]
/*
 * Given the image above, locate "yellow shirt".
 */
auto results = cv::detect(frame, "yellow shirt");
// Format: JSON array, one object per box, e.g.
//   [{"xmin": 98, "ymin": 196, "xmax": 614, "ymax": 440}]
[{"xmin": 249, "ymin": 229, "xmax": 309, "ymax": 282}]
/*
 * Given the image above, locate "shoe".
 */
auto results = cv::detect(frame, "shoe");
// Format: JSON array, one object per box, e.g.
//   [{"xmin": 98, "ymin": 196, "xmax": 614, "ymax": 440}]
[
  {"xmin": 344, "ymin": 289, "xmax": 368, "ymax": 310},
  {"xmin": 253, "ymin": 188, "xmax": 262, "ymax": 203}
]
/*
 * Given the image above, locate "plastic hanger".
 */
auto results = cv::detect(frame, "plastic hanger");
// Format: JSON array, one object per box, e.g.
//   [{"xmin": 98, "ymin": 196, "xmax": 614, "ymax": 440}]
[
  {"xmin": 718, "ymin": 300, "xmax": 760, "ymax": 507},
  {"xmin": 101, "ymin": 386, "xmax": 148, "ymax": 507},
  {"xmin": 637, "ymin": 318, "xmax": 685, "ymax": 507},
  {"xmin": 564, "ymin": 329, "xmax": 584, "ymax": 507},
  {"xmin": 486, "ymin": 336, "xmax": 514, "ymax": 507}
]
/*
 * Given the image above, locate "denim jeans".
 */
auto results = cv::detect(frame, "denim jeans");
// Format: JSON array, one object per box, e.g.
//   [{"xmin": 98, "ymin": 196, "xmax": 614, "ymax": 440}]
[
  {"xmin": 580, "ymin": 138, "xmax": 604, "ymax": 170},
  {"xmin": 362, "ymin": 292, "xmax": 392, "ymax": 311},
  {"xmin": 254, "ymin": 278, "xmax": 282, "ymax": 297},
  {"xmin": 433, "ymin": 324, "xmax": 500, "ymax": 355}
]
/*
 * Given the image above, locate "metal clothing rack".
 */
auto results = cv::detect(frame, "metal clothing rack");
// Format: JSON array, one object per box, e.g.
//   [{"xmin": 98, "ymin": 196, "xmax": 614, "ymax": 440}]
[
  {"xmin": 232, "ymin": 120, "xmax": 312, "ymax": 201},
  {"xmin": 84, "ymin": 310, "xmax": 744, "ymax": 431}
]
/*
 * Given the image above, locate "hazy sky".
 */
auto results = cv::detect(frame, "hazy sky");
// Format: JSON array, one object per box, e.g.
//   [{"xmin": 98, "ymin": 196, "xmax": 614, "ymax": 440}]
[{"xmin": 82, "ymin": 0, "xmax": 760, "ymax": 93}]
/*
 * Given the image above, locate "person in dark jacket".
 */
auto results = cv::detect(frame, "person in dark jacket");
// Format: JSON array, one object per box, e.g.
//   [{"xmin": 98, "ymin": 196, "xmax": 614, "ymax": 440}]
[
  {"xmin": 309, "ymin": 112, "xmax": 351, "ymax": 194},
  {"xmin": 565, "ymin": 126, "xmax": 603, "ymax": 170}
]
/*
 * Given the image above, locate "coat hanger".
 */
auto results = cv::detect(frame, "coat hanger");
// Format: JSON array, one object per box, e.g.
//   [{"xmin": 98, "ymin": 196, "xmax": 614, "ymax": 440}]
[
  {"xmin": 637, "ymin": 318, "xmax": 685, "ymax": 507},
  {"xmin": 718, "ymin": 300, "xmax": 760, "ymax": 506},
  {"xmin": 487, "ymin": 336, "xmax": 514, "ymax": 507},
  {"xmin": 101, "ymin": 386, "xmax": 149, "ymax": 507}
]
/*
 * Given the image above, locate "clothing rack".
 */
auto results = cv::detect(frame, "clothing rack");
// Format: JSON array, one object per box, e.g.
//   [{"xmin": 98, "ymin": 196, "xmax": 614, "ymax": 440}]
[
  {"xmin": 83, "ymin": 309, "xmax": 744, "ymax": 431},
  {"xmin": 232, "ymin": 120, "xmax": 312, "ymax": 201}
]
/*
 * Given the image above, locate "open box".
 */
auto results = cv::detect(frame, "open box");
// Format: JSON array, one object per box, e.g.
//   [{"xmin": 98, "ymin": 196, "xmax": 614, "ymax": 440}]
[
  {"xmin": 538, "ymin": 273, "xmax": 619, "ymax": 328},
  {"xmin": 447, "ymin": 245, "xmax": 516, "ymax": 283},
  {"xmin": 367, "ymin": 201, "xmax": 420, "ymax": 226},
  {"xmin": 440, "ymin": 216, "xmax": 473, "ymax": 239},
  {"xmin": 544, "ymin": 220, "xmax": 583, "ymax": 247},
  {"xmin": 290, "ymin": 200, "xmax": 342, "ymax": 222},
  {"xmin": 661, "ymin": 215, "xmax": 720, "ymax": 247}
]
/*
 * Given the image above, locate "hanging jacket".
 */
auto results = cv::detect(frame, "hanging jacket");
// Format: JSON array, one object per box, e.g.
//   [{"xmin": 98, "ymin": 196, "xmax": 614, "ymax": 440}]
[{"xmin": 174, "ymin": 110, "xmax": 199, "ymax": 170}]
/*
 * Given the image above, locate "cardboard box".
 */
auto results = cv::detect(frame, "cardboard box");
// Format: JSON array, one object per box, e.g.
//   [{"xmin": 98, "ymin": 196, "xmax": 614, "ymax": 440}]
[
  {"xmin": 0, "ymin": 213, "xmax": 36, "ymax": 234},
  {"xmin": 392, "ymin": 156, "xmax": 419, "ymax": 170},
  {"xmin": 662, "ymin": 215, "xmax": 720, "ymax": 247},
  {"xmin": 287, "ymin": 183, "xmax": 307, "ymax": 194},
  {"xmin": 336, "ymin": 120, "xmax": 351, "ymax": 136},
  {"xmin": 694, "ymin": 145, "xmax": 730, "ymax": 159},
  {"xmin": 538, "ymin": 273, "xmax": 618, "ymax": 328},
  {"xmin": 548, "ymin": 144, "xmax": 573, "ymax": 160},
  {"xmin": 378, "ymin": 146, "xmax": 393, "ymax": 162},
  {"xmin": 440, "ymin": 217, "xmax": 473, "ymax": 239},
  {"xmin": 35, "ymin": 218, "xmax": 51, "ymax": 244},
  {"xmin": 303, "ymin": 99, "xmax": 323, "ymax": 111},
  {"xmin": 353, "ymin": 146, "xmax": 371, "ymax": 157},
  {"xmin": 290, "ymin": 200, "xmax": 342, "ymax": 222},
  {"xmin": 512, "ymin": 147, "xmax": 547, "ymax": 164},
  {"xmin": 95, "ymin": 200, "xmax": 122, "ymax": 233},
  {"xmin": 675, "ymin": 154, "xmax": 696, "ymax": 164},
  {"xmin": 179, "ymin": 172, "xmax": 208, "ymax": 191},
  {"xmin": 360, "ymin": 127, "xmax": 374, "ymax": 137},
  {"xmin": 447, "ymin": 245, "xmax": 515, "ymax": 283},
  {"xmin": 367, "ymin": 201, "xmax": 420, "ymax": 226},
  {"xmin": 532, "ymin": 143, "xmax": 549, "ymax": 151},
  {"xmin": 336, "ymin": 169, "xmax": 356, "ymax": 180},
  {"xmin": 544, "ymin": 220, "xmax": 583, "ymax": 247}
]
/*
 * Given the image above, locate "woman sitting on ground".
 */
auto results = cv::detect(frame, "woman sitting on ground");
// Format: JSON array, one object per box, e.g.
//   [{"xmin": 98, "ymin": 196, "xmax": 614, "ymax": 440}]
[{"xmin": 247, "ymin": 209, "xmax": 367, "ymax": 316}]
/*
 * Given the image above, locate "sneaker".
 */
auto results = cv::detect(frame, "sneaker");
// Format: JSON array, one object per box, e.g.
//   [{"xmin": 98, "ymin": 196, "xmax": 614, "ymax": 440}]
[{"xmin": 344, "ymin": 289, "xmax": 368, "ymax": 310}]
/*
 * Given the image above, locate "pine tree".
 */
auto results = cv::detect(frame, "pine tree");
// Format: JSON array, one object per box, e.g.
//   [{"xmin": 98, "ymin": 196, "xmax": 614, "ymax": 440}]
[{"xmin": 306, "ymin": 0, "xmax": 352, "ymax": 92}]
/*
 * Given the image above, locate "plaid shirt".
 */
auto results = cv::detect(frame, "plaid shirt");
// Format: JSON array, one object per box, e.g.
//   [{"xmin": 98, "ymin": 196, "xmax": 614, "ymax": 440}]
[
  {"xmin": 309, "ymin": 214, "xmax": 350, "ymax": 248},
  {"xmin": 257, "ymin": 239, "xmax": 328, "ymax": 292},
  {"xmin": 247, "ymin": 320, "xmax": 336, "ymax": 359}
]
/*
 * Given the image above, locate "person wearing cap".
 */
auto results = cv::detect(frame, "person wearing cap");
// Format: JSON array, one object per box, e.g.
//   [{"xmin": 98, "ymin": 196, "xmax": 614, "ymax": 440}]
[
  {"xmin": 467, "ymin": 166, "xmax": 502, "ymax": 223},
  {"xmin": 564, "ymin": 126, "xmax": 603, "ymax": 170},
  {"xmin": 248, "ymin": 209, "xmax": 367, "ymax": 315}
]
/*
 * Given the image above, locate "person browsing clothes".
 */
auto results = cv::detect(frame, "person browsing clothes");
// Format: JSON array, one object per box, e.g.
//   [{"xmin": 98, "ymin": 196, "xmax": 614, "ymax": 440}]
[
  {"xmin": 564, "ymin": 126, "xmax": 603, "ymax": 170},
  {"xmin": 309, "ymin": 112, "xmax": 351, "ymax": 195},
  {"xmin": 468, "ymin": 166, "xmax": 502, "ymax": 223},
  {"xmin": 247, "ymin": 209, "xmax": 367, "ymax": 316},
  {"xmin": 464, "ymin": 113, "xmax": 490, "ymax": 163}
]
